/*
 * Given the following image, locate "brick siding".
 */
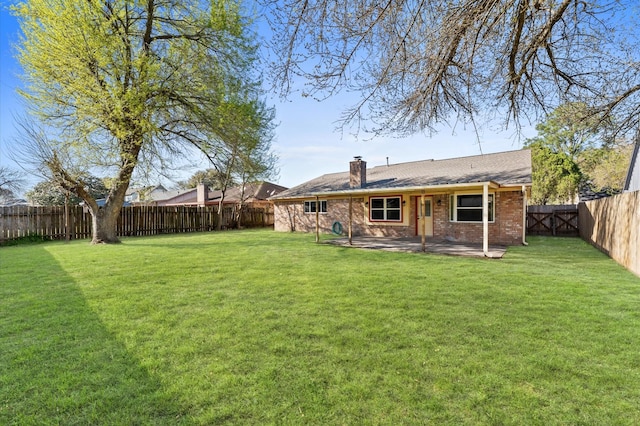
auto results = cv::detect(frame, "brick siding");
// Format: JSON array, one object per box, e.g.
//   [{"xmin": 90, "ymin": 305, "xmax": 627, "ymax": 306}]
[{"xmin": 274, "ymin": 190, "xmax": 525, "ymax": 245}]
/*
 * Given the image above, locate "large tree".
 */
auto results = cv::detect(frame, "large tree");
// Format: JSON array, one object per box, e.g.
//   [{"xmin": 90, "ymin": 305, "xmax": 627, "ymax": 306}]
[
  {"xmin": 13, "ymin": 0, "xmax": 271, "ymax": 243},
  {"xmin": 263, "ymin": 0, "xmax": 640, "ymax": 136}
]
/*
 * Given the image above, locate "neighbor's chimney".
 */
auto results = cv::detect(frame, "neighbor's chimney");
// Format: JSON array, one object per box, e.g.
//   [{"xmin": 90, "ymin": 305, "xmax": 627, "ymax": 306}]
[
  {"xmin": 196, "ymin": 183, "xmax": 208, "ymax": 206},
  {"xmin": 350, "ymin": 156, "xmax": 367, "ymax": 188}
]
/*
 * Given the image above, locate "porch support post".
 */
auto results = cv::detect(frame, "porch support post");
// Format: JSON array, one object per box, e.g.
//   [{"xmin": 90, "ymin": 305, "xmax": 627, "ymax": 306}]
[
  {"xmin": 348, "ymin": 196, "xmax": 353, "ymax": 245},
  {"xmin": 482, "ymin": 183, "xmax": 489, "ymax": 256},
  {"xmin": 522, "ymin": 185, "xmax": 528, "ymax": 245},
  {"xmin": 421, "ymin": 194, "xmax": 426, "ymax": 252},
  {"xmin": 315, "ymin": 195, "xmax": 320, "ymax": 243}
]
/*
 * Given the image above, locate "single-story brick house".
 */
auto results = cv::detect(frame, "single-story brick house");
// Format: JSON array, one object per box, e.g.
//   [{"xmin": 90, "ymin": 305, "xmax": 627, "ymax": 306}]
[{"xmin": 270, "ymin": 150, "xmax": 532, "ymax": 253}]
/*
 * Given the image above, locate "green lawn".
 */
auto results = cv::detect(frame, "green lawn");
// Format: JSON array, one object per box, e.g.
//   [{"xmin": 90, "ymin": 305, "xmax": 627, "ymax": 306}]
[{"xmin": 1, "ymin": 230, "xmax": 639, "ymax": 425}]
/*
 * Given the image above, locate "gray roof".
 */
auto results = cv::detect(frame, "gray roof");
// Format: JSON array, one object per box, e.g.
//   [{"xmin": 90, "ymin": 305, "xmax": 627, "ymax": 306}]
[{"xmin": 272, "ymin": 149, "xmax": 532, "ymax": 199}]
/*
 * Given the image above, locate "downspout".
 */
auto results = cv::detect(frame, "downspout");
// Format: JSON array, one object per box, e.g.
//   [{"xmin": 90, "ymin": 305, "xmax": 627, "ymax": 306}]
[
  {"xmin": 522, "ymin": 185, "xmax": 529, "ymax": 246},
  {"xmin": 483, "ymin": 183, "xmax": 489, "ymax": 256}
]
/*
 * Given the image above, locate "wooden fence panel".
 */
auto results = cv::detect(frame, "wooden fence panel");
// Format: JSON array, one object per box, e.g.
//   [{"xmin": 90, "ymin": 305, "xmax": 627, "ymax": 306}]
[
  {"xmin": 579, "ymin": 191, "xmax": 640, "ymax": 277},
  {"xmin": 1, "ymin": 204, "xmax": 273, "ymax": 243}
]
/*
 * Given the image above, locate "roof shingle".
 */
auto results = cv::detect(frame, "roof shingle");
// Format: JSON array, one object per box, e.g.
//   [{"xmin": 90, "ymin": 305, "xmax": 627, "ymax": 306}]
[{"xmin": 272, "ymin": 149, "xmax": 531, "ymax": 199}]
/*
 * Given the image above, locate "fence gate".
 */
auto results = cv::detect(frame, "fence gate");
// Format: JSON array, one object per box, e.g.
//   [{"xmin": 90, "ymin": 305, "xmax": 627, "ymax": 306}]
[{"xmin": 527, "ymin": 206, "xmax": 579, "ymax": 236}]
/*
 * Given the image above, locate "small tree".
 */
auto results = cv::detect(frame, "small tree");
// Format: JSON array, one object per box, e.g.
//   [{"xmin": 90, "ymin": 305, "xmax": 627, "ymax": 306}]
[{"xmin": 202, "ymin": 95, "xmax": 276, "ymax": 230}]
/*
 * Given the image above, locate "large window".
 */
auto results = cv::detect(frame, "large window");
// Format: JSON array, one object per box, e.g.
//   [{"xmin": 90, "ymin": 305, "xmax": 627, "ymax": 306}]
[
  {"xmin": 304, "ymin": 200, "xmax": 327, "ymax": 214},
  {"xmin": 369, "ymin": 196, "xmax": 402, "ymax": 222},
  {"xmin": 449, "ymin": 193, "xmax": 494, "ymax": 222}
]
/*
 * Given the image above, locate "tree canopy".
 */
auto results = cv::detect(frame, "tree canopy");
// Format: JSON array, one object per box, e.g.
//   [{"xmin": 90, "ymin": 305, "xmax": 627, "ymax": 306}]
[
  {"xmin": 525, "ymin": 103, "xmax": 633, "ymax": 204},
  {"xmin": 178, "ymin": 169, "xmax": 233, "ymax": 191},
  {"xmin": 26, "ymin": 176, "xmax": 109, "ymax": 206},
  {"xmin": 0, "ymin": 166, "xmax": 24, "ymax": 194},
  {"xmin": 263, "ymin": 0, "xmax": 640, "ymax": 137},
  {"xmin": 526, "ymin": 140, "xmax": 582, "ymax": 205},
  {"xmin": 13, "ymin": 0, "xmax": 275, "ymax": 243}
]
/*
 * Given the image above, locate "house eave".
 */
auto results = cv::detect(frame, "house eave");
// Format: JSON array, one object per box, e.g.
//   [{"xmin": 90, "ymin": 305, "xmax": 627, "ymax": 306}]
[{"xmin": 272, "ymin": 180, "xmax": 531, "ymax": 201}]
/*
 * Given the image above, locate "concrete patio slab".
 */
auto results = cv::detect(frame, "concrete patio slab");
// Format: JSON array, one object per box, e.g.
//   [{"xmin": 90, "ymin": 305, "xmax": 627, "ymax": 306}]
[{"xmin": 325, "ymin": 237, "xmax": 507, "ymax": 258}]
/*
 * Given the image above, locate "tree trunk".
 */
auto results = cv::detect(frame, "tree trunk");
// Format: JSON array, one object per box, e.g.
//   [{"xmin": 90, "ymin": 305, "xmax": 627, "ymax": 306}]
[
  {"xmin": 87, "ymin": 178, "xmax": 129, "ymax": 244},
  {"xmin": 90, "ymin": 203, "xmax": 122, "ymax": 244},
  {"xmin": 216, "ymin": 196, "xmax": 224, "ymax": 231}
]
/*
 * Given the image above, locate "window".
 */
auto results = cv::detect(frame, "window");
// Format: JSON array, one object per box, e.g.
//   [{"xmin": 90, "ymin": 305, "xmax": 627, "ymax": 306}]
[
  {"xmin": 304, "ymin": 200, "xmax": 327, "ymax": 214},
  {"xmin": 449, "ymin": 193, "xmax": 494, "ymax": 222},
  {"xmin": 369, "ymin": 196, "xmax": 402, "ymax": 222}
]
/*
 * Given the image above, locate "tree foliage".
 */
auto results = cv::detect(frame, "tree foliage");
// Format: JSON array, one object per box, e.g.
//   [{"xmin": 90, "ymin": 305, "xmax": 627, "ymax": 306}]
[
  {"xmin": 263, "ymin": 0, "xmax": 640, "ymax": 136},
  {"xmin": 26, "ymin": 176, "xmax": 108, "ymax": 206},
  {"xmin": 526, "ymin": 140, "xmax": 581, "ymax": 205},
  {"xmin": 530, "ymin": 103, "xmax": 604, "ymax": 162},
  {"xmin": 13, "ymin": 0, "xmax": 274, "ymax": 243},
  {"xmin": 579, "ymin": 143, "xmax": 634, "ymax": 195},
  {"xmin": 0, "ymin": 166, "xmax": 24, "ymax": 194},
  {"xmin": 525, "ymin": 103, "xmax": 633, "ymax": 204},
  {"xmin": 178, "ymin": 169, "xmax": 233, "ymax": 191}
]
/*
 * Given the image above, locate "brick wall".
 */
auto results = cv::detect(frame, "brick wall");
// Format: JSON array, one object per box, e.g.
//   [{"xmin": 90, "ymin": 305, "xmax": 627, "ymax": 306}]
[
  {"xmin": 274, "ymin": 189, "xmax": 525, "ymax": 245},
  {"xmin": 274, "ymin": 198, "xmax": 366, "ymax": 234},
  {"xmin": 437, "ymin": 191, "xmax": 524, "ymax": 245}
]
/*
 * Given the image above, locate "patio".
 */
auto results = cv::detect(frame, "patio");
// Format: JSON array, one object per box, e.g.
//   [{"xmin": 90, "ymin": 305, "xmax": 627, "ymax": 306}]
[{"xmin": 325, "ymin": 236, "xmax": 507, "ymax": 258}]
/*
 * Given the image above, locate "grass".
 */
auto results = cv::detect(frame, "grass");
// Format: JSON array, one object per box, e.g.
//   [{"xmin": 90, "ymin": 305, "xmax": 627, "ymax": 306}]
[{"xmin": 1, "ymin": 230, "xmax": 639, "ymax": 425}]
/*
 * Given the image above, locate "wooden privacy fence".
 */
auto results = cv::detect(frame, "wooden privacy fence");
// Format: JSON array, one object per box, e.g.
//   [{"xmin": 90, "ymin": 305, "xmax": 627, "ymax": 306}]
[
  {"xmin": 0, "ymin": 205, "xmax": 274, "ymax": 242},
  {"xmin": 579, "ymin": 191, "xmax": 640, "ymax": 277},
  {"xmin": 527, "ymin": 205, "xmax": 579, "ymax": 236}
]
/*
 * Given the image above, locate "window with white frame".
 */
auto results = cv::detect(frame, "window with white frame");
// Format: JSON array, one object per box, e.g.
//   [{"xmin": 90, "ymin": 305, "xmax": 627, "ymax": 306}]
[
  {"xmin": 369, "ymin": 196, "xmax": 402, "ymax": 222},
  {"xmin": 304, "ymin": 200, "xmax": 327, "ymax": 214},
  {"xmin": 449, "ymin": 193, "xmax": 494, "ymax": 222}
]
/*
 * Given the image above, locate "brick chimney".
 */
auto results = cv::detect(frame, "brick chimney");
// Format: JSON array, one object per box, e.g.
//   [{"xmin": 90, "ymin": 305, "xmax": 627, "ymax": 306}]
[
  {"xmin": 196, "ymin": 183, "xmax": 208, "ymax": 206},
  {"xmin": 350, "ymin": 156, "xmax": 367, "ymax": 188}
]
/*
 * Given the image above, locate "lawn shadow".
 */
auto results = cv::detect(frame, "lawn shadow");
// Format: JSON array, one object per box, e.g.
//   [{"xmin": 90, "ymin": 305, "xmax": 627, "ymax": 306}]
[{"xmin": 0, "ymin": 245, "xmax": 190, "ymax": 424}]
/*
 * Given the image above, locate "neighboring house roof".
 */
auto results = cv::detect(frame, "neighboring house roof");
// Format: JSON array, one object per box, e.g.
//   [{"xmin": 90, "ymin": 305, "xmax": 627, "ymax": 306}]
[
  {"xmin": 579, "ymin": 186, "xmax": 619, "ymax": 202},
  {"xmin": 0, "ymin": 198, "xmax": 29, "ymax": 207},
  {"xmin": 624, "ymin": 139, "xmax": 640, "ymax": 192},
  {"xmin": 209, "ymin": 181, "xmax": 289, "ymax": 203},
  {"xmin": 80, "ymin": 198, "xmax": 132, "ymax": 207},
  {"xmin": 161, "ymin": 181, "xmax": 288, "ymax": 206},
  {"xmin": 272, "ymin": 150, "xmax": 532, "ymax": 200},
  {"xmin": 126, "ymin": 184, "xmax": 172, "ymax": 203}
]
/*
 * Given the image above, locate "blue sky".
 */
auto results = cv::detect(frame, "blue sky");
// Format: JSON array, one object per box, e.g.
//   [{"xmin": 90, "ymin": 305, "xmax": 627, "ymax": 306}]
[{"xmin": 0, "ymin": 2, "xmax": 533, "ymax": 193}]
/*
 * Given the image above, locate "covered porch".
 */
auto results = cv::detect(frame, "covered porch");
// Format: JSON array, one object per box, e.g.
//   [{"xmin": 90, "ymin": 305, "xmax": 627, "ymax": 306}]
[{"xmin": 325, "ymin": 236, "xmax": 507, "ymax": 258}]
